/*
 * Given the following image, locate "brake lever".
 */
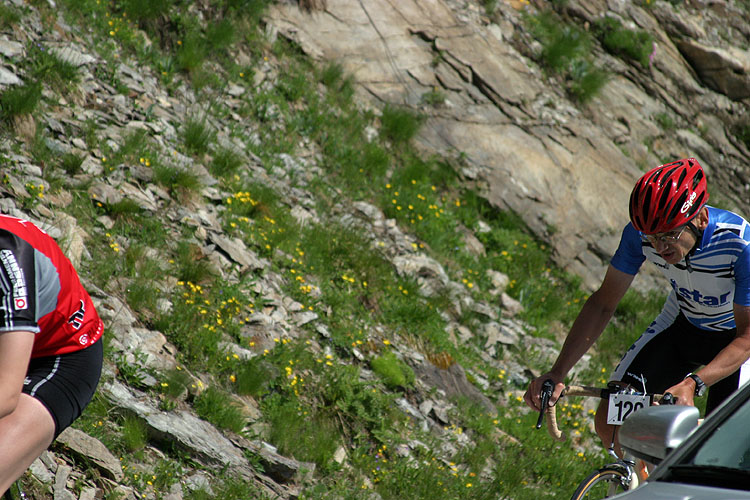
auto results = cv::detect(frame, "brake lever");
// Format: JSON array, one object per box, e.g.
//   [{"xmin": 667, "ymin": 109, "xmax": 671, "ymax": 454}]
[{"xmin": 535, "ymin": 379, "xmax": 555, "ymax": 429}]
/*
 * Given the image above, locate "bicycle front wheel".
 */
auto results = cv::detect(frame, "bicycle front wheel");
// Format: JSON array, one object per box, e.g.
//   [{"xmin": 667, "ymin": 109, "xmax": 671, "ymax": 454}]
[{"xmin": 569, "ymin": 466, "xmax": 630, "ymax": 500}]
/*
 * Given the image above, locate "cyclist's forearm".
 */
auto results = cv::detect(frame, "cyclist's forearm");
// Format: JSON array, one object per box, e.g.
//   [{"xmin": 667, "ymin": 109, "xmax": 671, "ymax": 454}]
[
  {"xmin": 698, "ymin": 305, "xmax": 750, "ymax": 387},
  {"xmin": 551, "ymin": 298, "xmax": 615, "ymax": 378},
  {"xmin": 697, "ymin": 335, "xmax": 750, "ymax": 387}
]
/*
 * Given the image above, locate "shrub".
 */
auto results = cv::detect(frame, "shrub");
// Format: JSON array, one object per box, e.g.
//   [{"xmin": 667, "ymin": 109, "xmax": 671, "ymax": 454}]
[
  {"xmin": 182, "ymin": 116, "xmax": 216, "ymax": 156},
  {"xmin": 568, "ymin": 59, "xmax": 610, "ymax": 103},
  {"xmin": 0, "ymin": 83, "xmax": 42, "ymax": 122},
  {"xmin": 194, "ymin": 386, "xmax": 246, "ymax": 433},
  {"xmin": 152, "ymin": 163, "xmax": 203, "ymax": 195},
  {"xmin": 27, "ymin": 43, "xmax": 80, "ymax": 92},
  {"xmin": 121, "ymin": 414, "xmax": 149, "ymax": 452},
  {"xmin": 0, "ymin": 3, "xmax": 21, "ymax": 29},
  {"xmin": 210, "ymin": 147, "xmax": 243, "ymax": 178},
  {"xmin": 59, "ymin": 152, "xmax": 84, "ymax": 175},
  {"xmin": 264, "ymin": 397, "xmax": 341, "ymax": 470},
  {"xmin": 370, "ymin": 352, "xmax": 415, "ymax": 389},
  {"xmin": 176, "ymin": 27, "xmax": 208, "ymax": 74},
  {"xmin": 235, "ymin": 360, "xmax": 279, "ymax": 397},
  {"xmin": 421, "ymin": 88, "xmax": 446, "ymax": 106},
  {"xmin": 380, "ymin": 104, "xmax": 423, "ymax": 146},
  {"xmin": 526, "ymin": 10, "xmax": 609, "ymax": 102},
  {"xmin": 593, "ymin": 17, "xmax": 654, "ymax": 68}
]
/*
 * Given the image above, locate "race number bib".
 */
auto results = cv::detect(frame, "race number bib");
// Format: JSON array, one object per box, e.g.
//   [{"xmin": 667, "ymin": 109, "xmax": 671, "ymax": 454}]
[{"xmin": 607, "ymin": 393, "xmax": 650, "ymax": 425}]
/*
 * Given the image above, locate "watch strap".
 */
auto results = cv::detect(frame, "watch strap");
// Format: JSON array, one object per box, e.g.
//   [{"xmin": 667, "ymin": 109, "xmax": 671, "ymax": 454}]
[{"xmin": 685, "ymin": 372, "xmax": 706, "ymax": 397}]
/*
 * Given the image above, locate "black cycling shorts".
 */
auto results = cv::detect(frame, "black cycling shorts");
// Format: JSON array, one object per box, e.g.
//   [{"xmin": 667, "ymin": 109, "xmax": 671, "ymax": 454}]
[
  {"xmin": 611, "ymin": 313, "xmax": 739, "ymax": 415},
  {"xmin": 23, "ymin": 338, "xmax": 103, "ymax": 438}
]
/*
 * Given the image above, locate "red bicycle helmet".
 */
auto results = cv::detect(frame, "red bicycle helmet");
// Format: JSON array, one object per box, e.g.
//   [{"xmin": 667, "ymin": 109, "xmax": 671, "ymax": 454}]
[{"xmin": 629, "ymin": 158, "xmax": 709, "ymax": 234}]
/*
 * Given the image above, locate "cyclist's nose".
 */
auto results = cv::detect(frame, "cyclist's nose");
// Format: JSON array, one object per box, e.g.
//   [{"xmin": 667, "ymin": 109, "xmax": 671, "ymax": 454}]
[{"xmin": 653, "ymin": 239, "xmax": 669, "ymax": 252}]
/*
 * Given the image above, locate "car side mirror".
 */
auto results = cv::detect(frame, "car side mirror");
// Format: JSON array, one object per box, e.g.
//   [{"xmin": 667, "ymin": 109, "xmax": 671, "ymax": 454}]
[{"xmin": 619, "ymin": 405, "xmax": 700, "ymax": 464}]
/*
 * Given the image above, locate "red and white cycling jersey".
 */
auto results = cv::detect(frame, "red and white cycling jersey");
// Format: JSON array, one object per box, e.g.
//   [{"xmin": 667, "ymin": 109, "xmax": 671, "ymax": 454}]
[{"xmin": 0, "ymin": 215, "xmax": 102, "ymax": 358}]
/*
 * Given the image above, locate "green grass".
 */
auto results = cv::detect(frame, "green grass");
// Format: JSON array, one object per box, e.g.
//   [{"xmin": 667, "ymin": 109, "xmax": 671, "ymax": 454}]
[
  {"xmin": 526, "ymin": 9, "xmax": 609, "ymax": 102},
  {"xmin": 0, "ymin": 3, "xmax": 21, "ymax": 29},
  {"xmin": 0, "ymin": 83, "xmax": 42, "ymax": 122},
  {"xmin": 264, "ymin": 397, "xmax": 341, "ymax": 470},
  {"xmin": 186, "ymin": 475, "xmax": 269, "ymax": 500},
  {"xmin": 117, "ymin": 0, "xmax": 174, "ymax": 22},
  {"xmin": 152, "ymin": 163, "xmax": 203, "ymax": 195},
  {"xmin": 182, "ymin": 116, "xmax": 216, "ymax": 156},
  {"xmin": 26, "ymin": 43, "xmax": 80, "ymax": 92},
  {"xmin": 593, "ymin": 17, "xmax": 655, "ymax": 68},
  {"xmin": 568, "ymin": 60, "xmax": 610, "ymax": 103},
  {"xmin": 210, "ymin": 147, "xmax": 244, "ymax": 178},
  {"xmin": 234, "ymin": 359, "xmax": 279, "ymax": 397},
  {"xmin": 482, "ymin": 0, "xmax": 498, "ymax": 16},
  {"xmin": 59, "ymin": 152, "xmax": 85, "ymax": 175},
  {"xmin": 121, "ymin": 414, "xmax": 149, "ymax": 452},
  {"xmin": 194, "ymin": 386, "xmax": 247, "ymax": 433},
  {"xmin": 380, "ymin": 104, "xmax": 423, "ymax": 146},
  {"xmin": 654, "ymin": 112, "xmax": 677, "ymax": 130},
  {"xmin": 370, "ymin": 352, "xmax": 415, "ymax": 389},
  {"xmin": 421, "ymin": 88, "xmax": 446, "ymax": 106},
  {"xmin": 319, "ymin": 61, "xmax": 355, "ymax": 105}
]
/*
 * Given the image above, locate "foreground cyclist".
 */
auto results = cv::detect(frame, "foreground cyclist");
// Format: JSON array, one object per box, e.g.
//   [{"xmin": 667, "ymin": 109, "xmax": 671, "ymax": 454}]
[
  {"xmin": 0, "ymin": 214, "xmax": 103, "ymax": 494},
  {"xmin": 524, "ymin": 158, "xmax": 750, "ymax": 449}
]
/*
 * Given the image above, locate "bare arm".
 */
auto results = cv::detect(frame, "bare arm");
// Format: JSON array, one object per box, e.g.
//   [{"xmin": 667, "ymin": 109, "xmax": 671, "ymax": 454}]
[
  {"xmin": 0, "ymin": 330, "xmax": 34, "ymax": 419},
  {"xmin": 666, "ymin": 303, "xmax": 750, "ymax": 406},
  {"xmin": 524, "ymin": 265, "xmax": 635, "ymax": 411}
]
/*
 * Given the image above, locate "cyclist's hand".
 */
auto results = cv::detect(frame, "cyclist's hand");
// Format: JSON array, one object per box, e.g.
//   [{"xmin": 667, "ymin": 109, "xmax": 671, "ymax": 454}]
[
  {"xmin": 523, "ymin": 373, "xmax": 565, "ymax": 412},
  {"xmin": 662, "ymin": 380, "xmax": 695, "ymax": 407}
]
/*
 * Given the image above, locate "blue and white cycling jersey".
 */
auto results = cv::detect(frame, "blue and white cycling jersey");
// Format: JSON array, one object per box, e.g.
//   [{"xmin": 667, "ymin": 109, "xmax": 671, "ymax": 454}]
[{"xmin": 611, "ymin": 206, "xmax": 750, "ymax": 332}]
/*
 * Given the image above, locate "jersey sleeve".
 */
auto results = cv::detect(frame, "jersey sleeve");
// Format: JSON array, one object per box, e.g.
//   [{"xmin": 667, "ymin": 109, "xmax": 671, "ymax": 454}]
[
  {"xmin": 0, "ymin": 230, "xmax": 40, "ymax": 333},
  {"xmin": 610, "ymin": 223, "xmax": 646, "ymax": 276},
  {"xmin": 733, "ymin": 244, "xmax": 750, "ymax": 306}
]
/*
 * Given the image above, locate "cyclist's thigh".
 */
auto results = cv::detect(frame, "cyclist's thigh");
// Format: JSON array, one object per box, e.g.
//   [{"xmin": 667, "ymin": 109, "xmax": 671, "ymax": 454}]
[
  {"xmin": 677, "ymin": 327, "xmax": 736, "ymax": 365},
  {"xmin": 23, "ymin": 338, "xmax": 103, "ymax": 438}
]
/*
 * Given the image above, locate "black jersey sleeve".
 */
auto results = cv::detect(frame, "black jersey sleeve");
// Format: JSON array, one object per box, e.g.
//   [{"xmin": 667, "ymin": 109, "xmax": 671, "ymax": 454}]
[{"xmin": 0, "ymin": 229, "xmax": 39, "ymax": 333}]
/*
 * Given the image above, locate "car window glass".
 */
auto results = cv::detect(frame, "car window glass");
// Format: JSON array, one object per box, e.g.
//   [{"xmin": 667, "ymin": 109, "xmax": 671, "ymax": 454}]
[{"xmin": 689, "ymin": 396, "xmax": 750, "ymax": 469}]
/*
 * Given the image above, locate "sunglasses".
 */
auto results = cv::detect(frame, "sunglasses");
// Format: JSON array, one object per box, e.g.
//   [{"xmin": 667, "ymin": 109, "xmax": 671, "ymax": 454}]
[{"xmin": 643, "ymin": 225, "xmax": 687, "ymax": 245}]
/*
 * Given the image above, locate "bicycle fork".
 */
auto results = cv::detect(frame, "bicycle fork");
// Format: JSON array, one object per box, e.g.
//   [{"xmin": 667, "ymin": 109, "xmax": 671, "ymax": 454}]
[{"xmin": 604, "ymin": 447, "xmax": 640, "ymax": 491}]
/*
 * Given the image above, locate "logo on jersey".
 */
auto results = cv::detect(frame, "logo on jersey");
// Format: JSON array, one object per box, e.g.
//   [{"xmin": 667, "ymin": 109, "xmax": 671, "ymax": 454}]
[
  {"xmin": 68, "ymin": 300, "xmax": 86, "ymax": 330},
  {"xmin": 669, "ymin": 279, "xmax": 731, "ymax": 307},
  {"xmin": 0, "ymin": 250, "xmax": 28, "ymax": 310},
  {"xmin": 681, "ymin": 191, "xmax": 698, "ymax": 214}
]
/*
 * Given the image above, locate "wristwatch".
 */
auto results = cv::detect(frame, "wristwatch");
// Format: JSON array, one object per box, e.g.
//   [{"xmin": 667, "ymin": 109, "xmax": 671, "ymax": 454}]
[{"xmin": 685, "ymin": 373, "xmax": 707, "ymax": 397}]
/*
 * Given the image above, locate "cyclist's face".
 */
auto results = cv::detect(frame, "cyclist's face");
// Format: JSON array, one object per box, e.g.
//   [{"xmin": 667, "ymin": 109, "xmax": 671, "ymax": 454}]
[
  {"xmin": 651, "ymin": 230, "xmax": 695, "ymax": 264},
  {"xmin": 650, "ymin": 207, "xmax": 709, "ymax": 265}
]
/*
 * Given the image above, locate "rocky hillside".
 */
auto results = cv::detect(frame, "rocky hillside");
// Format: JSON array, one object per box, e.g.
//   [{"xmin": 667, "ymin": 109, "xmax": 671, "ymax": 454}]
[
  {"xmin": 269, "ymin": 0, "xmax": 750, "ymax": 291},
  {"xmin": 1, "ymin": 0, "xmax": 749, "ymax": 499}
]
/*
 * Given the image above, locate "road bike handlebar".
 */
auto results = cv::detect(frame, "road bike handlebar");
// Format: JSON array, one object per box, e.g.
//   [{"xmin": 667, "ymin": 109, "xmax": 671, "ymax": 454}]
[{"xmin": 538, "ymin": 382, "xmax": 675, "ymax": 442}]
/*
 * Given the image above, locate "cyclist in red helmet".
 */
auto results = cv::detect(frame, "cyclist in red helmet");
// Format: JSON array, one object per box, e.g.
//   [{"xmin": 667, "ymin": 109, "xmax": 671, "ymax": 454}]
[{"xmin": 525, "ymin": 158, "xmax": 750, "ymax": 450}]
